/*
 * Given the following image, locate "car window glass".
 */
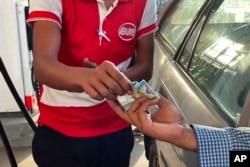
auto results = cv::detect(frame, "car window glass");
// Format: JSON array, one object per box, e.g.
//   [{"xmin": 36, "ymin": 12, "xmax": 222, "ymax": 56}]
[
  {"xmin": 158, "ymin": 0, "xmax": 205, "ymax": 55},
  {"xmin": 179, "ymin": 17, "xmax": 205, "ymax": 69},
  {"xmin": 184, "ymin": 0, "xmax": 250, "ymax": 121},
  {"xmin": 156, "ymin": 0, "xmax": 169, "ymax": 15}
]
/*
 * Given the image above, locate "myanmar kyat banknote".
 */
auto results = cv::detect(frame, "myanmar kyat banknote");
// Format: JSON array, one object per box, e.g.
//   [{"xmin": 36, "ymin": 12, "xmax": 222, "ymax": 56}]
[{"xmin": 117, "ymin": 80, "xmax": 160, "ymax": 111}]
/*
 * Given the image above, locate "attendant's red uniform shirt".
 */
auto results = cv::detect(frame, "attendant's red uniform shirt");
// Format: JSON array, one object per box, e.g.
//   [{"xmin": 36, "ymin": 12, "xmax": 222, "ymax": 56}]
[{"xmin": 27, "ymin": 0, "xmax": 158, "ymax": 137}]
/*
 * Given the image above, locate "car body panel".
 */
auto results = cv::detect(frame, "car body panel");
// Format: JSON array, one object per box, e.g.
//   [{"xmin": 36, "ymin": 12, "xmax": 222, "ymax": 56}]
[
  {"xmin": 147, "ymin": 0, "xmax": 250, "ymax": 166},
  {"xmin": 152, "ymin": 39, "xmax": 233, "ymax": 167},
  {"xmin": 152, "ymin": 39, "xmax": 234, "ymax": 127}
]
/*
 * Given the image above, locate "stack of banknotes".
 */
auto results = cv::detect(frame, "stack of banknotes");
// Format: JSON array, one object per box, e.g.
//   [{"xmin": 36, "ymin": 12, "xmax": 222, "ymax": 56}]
[{"xmin": 117, "ymin": 80, "xmax": 160, "ymax": 111}]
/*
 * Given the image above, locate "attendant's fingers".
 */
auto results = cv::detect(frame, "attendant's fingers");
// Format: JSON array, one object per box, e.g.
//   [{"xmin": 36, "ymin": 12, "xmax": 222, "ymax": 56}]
[
  {"xmin": 83, "ymin": 58, "xmax": 97, "ymax": 68},
  {"xmin": 99, "ymin": 61, "xmax": 132, "ymax": 95},
  {"xmin": 83, "ymin": 85, "xmax": 105, "ymax": 101}
]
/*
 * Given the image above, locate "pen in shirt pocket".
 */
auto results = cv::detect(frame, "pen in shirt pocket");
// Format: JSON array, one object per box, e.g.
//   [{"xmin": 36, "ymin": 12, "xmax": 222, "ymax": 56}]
[{"xmin": 96, "ymin": 30, "xmax": 111, "ymax": 42}]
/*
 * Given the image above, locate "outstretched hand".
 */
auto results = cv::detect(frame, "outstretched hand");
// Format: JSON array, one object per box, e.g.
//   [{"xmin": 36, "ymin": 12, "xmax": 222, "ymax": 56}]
[
  {"xmin": 107, "ymin": 96, "xmax": 197, "ymax": 151},
  {"xmin": 107, "ymin": 96, "xmax": 184, "ymax": 129}
]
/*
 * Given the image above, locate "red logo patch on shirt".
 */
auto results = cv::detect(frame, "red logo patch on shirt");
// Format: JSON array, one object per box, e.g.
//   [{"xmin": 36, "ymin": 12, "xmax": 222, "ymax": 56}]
[{"xmin": 118, "ymin": 23, "xmax": 136, "ymax": 41}]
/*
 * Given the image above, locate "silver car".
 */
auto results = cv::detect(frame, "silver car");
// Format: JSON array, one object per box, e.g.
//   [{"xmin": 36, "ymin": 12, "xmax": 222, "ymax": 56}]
[{"xmin": 145, "ymin": 0, "xmax": 250, "ymax": 166}]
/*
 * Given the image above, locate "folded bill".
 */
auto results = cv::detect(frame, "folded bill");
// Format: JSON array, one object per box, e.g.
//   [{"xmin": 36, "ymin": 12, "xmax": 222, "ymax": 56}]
[{"xmin": 117, "ymin": 80, "xmax": 160, "ymax": 110}]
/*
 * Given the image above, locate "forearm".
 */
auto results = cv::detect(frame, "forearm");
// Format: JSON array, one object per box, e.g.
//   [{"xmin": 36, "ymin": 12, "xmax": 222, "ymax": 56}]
[
  {"xmin": 178, "ymin": 125, "xmax": 197, "ymax": 152},
  {"xmin": 32, "ymin": 21, "xmax": 84, "ymax": 92},
  {"xmin": 123, "ymin": 61, "xmax": 153, "ymax": 82},
  {"xmin": 142, "ymin": 122, "xmax": 198, "ymax": 152},
  {"xmin": 34, "ymin": 56, "xmax": 85, "ymax": 92},
  {"xmin": 123, "ymin": 34, "xmax": 154, "ymax": 82}
]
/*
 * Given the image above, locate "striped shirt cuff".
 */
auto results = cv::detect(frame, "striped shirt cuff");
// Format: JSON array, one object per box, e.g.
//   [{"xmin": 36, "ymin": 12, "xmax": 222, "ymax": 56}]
[{"xmin": 191, "ymin": 124, "xmax": 230, "ymax": 167}]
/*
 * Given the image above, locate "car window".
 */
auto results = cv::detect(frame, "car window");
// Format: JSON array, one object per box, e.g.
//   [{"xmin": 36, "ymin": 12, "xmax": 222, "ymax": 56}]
[
  {"xmin": 180, "ymin": 0, "xmax": 250, "ymax": 121},
  {"xmin": 158, "ymin": 0, "xmax": 205, "ymax": 54},
  {"xmin": 156, "ymin": 0, "xmax": 169, "ymax": 15}
]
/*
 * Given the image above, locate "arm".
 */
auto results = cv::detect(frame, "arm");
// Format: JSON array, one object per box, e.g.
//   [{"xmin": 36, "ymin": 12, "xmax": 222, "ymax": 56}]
[
  {"xmin": 121, "ymin": 0, "xmax": 157, "ymax": 82},
  {"xmin": 107, "ymin": 96, "xmax": 197, "ymax": 151},
  {"xmin": 32, "ymin": 21, "xmax": 81, "ymax": 92},
  {"xmin": 84, "ymin": 33, "xmax": 155, "ymax": 82},
  {"xmin": 123, "ymin": 34, "xmax": 155, "ymax": 82},
  {"xmin": 108, "ymin": 96, "xmax": 250, "ymax": 166},
  {"xmin": 32, "ymin": 21, "xmax": 132, "ymax": 100}
]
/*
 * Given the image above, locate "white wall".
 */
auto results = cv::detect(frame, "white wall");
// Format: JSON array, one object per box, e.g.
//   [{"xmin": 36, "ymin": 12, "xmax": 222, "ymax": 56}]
[{"xmin": 0, "ymin": 0, "xmax": 26, "ymax": 112}]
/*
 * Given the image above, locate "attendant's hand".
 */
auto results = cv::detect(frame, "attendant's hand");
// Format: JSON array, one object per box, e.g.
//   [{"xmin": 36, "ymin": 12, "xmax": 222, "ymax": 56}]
[{"xmin": 82, "ymin": 59, "xmax": 132, "ymax": 101}]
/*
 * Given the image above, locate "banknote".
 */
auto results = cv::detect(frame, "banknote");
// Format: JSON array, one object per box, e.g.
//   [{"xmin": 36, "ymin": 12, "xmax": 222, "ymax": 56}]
[
  {"xmin": 117, "ymin": 80, "xmax": 160, "ymax": 111},
  {"xmin": 130, "ymin": 80, "xmax": 159, "ymax": 99}
]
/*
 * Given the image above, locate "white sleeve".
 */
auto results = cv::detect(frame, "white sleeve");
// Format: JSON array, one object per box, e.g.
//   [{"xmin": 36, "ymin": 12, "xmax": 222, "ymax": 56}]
[
  {"xmin": 28, "ymin": 0, "xmax": 62, "ymax": 27},
  {"xmin": 138, "ymin": 0, "xmax": 157, "ymax": 31}
]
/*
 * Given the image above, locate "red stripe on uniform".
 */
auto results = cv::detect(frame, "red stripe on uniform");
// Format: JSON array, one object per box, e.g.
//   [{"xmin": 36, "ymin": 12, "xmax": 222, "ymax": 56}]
[{"xmin": 27, "ymin": 11, "xmax": 61, "ymax": 25}]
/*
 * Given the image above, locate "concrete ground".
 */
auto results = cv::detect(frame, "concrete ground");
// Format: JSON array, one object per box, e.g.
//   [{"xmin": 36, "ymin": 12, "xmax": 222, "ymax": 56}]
[{"xmin": 0, "ymin": 126, "xmax": 148, "ymax": 167}]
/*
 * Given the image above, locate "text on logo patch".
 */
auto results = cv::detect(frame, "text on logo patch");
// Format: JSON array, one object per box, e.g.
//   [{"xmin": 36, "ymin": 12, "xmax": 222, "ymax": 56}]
[{"xmin": 118, "ymin": 23, "xmax": 136, "ymax": 41}]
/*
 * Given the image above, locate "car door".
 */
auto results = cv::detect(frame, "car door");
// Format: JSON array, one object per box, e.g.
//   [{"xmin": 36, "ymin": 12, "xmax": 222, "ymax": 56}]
[
  {"xmin": 151, "ymin": 0, "xmax": 213, "ymax": 166},
  {"xmin": 149, "ymin": 0, "xmax": 250, "ymax": 166}
]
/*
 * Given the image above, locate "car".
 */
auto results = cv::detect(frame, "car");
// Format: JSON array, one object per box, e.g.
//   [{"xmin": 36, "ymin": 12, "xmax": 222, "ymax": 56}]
[{"xmin": 145, "ymin": 0, "xmax": 250, "ymax": 166}]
